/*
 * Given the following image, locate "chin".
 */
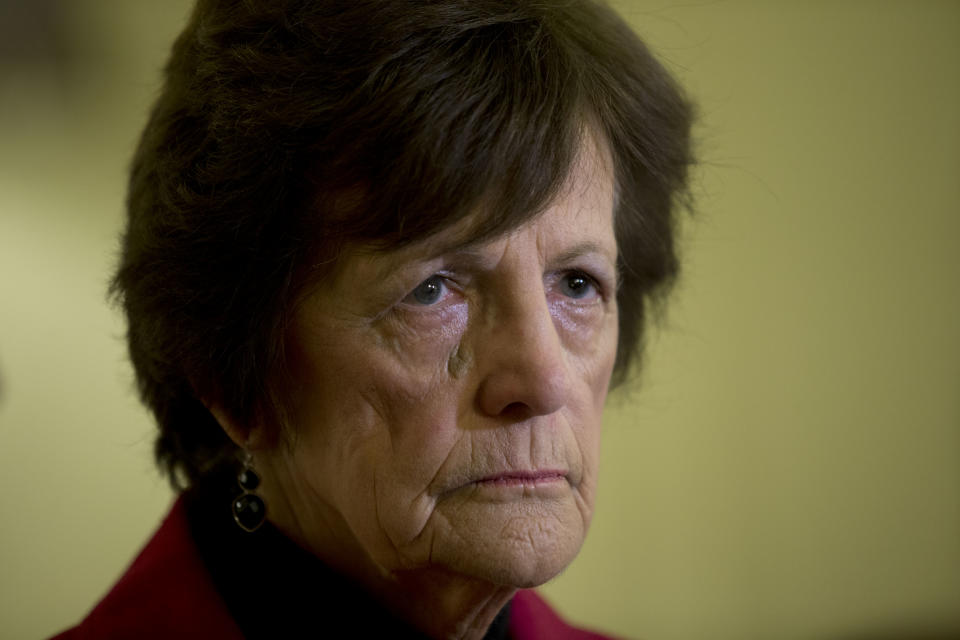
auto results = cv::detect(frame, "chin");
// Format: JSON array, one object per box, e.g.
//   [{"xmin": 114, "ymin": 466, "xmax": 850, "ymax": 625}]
[{"xmin": 431, "ymin": 500, "xmax": 590, "ymax": 588}]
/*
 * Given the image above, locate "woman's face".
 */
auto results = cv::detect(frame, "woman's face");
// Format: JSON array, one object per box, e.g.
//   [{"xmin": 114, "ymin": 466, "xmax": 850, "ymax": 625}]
[{"xmin": 267, "ymin": 138, "xmax": 618, "ymax": 588}]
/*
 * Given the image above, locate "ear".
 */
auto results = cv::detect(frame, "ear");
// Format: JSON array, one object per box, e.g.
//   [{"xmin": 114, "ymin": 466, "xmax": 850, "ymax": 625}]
[{"xmin": 204, "ymin": 400, "xmax": 272, "ymax": 452}]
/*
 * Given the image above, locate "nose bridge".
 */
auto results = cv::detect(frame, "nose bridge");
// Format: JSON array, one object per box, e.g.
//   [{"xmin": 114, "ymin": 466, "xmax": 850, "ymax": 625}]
[
  {"xmin": 477, "ymin": 274, "xmax": 570, "ymax": 418},
  {"xmin": 500, "ymin": 282, "xmax": 559, "ymax": 361}
]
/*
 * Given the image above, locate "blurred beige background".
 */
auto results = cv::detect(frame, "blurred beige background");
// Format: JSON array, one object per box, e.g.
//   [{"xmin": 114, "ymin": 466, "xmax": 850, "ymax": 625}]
[{"xmin": 1, "ymin": 1, "xmax": 958, "ymax": 638}]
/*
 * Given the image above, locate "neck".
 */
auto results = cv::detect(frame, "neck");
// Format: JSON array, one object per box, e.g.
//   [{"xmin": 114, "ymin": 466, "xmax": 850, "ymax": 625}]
[{"xmin": 377, "ymin": 568, "xmax": 516, "ymax": 640}]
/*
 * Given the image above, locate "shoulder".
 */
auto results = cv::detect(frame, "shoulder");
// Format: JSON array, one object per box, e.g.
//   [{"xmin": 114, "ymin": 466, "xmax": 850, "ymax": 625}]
[
  {"xmin": 509, "ymin": 589, "xmax": 619, "ymax": 640},
  {"xmin": 50, "ymin": 497, "xmax": 242, "ymax": 640}
]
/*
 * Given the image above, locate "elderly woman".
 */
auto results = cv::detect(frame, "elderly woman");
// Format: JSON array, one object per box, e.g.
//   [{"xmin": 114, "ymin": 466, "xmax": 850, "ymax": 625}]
[{"xmin": 55, "ymin": 0, "xmax": 692, "ymax": 638}]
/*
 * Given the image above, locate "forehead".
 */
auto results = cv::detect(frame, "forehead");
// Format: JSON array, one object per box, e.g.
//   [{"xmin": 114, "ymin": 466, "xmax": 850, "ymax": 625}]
[{"xmin": 319, "ymin": 131, "xmax": 616, "ymax": 291}]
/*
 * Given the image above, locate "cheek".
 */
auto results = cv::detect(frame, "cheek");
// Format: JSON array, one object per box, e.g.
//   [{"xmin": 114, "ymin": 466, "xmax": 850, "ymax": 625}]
[
  {"xmin": 593, "ymin": 308, "xmax": 619, "ymax": 400},
  {"xmin": 364, "ymin": 304, "xmax": 472, "ymax": 440},
  {"xmin": 383, "ymin": 302, "xmax": 469, "ymax": 371},
  {"xmin": 550, "ymin": 295, "xmax": 616, "ymax": 364},
  {"xmin": 566, "ymin": 306, "xmax": 618, "ymax": 497},
  {"xmin": 294, "ymin": 301, "xmax": 470, "ymax": 433},
  {"xmin": 553, "ymin": 298, "xmax": 618, "ymax": 405},
  {"xmin": 289, "ymin": 307, "xmax": 475, "ymax": 562}
]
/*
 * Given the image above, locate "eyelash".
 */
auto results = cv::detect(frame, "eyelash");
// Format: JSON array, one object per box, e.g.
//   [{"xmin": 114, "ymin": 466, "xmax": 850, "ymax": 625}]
[
  {"xmin": 400, "ymin": 268, "xmax": 606, "ymax": 310},
  {"xmin": 403, "ymin": 274, "xmax": 453, "ymax": 306}
]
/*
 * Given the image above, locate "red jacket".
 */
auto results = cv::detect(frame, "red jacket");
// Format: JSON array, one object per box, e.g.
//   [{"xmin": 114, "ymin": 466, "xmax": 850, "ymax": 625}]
[{"xmin": 53, "ymin": 498, "xmax": 612, "ymax": 639}]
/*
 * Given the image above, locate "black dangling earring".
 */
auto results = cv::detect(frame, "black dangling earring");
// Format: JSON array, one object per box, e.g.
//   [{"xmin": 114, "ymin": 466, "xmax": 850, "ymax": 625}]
[{"xmin": 232, "ymin": 452, "xmax": 267, "ymax": 532}]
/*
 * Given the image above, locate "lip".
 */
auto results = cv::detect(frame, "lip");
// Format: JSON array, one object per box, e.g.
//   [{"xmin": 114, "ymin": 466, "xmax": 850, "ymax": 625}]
[{"xmin": 473, "ymin": 470, "xmax": 568, "ymax": 486}]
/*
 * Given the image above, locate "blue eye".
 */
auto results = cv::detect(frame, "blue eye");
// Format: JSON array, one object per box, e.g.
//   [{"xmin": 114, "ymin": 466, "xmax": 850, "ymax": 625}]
[
  {"xmin": 408, "ymin": 275, "xmax": 446, "ymax": 305},
  {"xmin": 560, "ymin": 272, "xmax": 597, "ymax": 299}
]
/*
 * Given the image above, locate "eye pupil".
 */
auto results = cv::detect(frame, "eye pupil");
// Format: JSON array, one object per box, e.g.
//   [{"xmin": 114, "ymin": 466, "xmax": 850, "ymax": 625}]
[
  {"xmin": 563, "ymin": 273, "xmax": 593, "ymax": 299},
  {"xmin": 412, "ymin": 276, "xmax": 443, "ymax": 305}
]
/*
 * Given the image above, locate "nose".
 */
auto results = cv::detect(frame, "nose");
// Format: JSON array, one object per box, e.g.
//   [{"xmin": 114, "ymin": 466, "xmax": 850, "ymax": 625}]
[{"xmin": 476, "ymin": 286, "xmax": 571, "ymax": 420}]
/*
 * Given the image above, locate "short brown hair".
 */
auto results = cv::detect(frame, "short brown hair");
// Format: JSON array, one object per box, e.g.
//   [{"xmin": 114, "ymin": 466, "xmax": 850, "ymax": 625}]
[{"xmin": 113, "ymin": 0, "xmax": 694, "ymax": 488}]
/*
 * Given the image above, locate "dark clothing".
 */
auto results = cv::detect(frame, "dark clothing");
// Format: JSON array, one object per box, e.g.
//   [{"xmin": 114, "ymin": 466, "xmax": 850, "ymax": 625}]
[
  {"xmin": 183, "ymin": 476, "xmax": 507, "ymax": 639},
  {"xmin": 53, "ymin": 480, "xmax": 612, "ymax": 639}
]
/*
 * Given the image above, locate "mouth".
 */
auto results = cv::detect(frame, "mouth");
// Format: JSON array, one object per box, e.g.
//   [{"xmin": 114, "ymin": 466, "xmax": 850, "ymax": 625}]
[
  {"xmin": 435, "ymin": 468, "xmax": 574, "ymax": 501},
  {"xmin": 473, "ymin": 470, "xmax": 568, "ymax": 487}
]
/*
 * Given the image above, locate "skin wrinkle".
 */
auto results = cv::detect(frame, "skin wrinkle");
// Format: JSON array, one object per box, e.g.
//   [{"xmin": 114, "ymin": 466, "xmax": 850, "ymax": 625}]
[
  {"xmin": 455, "ymin": 590, "xmax": 502, "ymax": 639},
  {"xmin": 242, "ymin": 135, "xmax": 617, "ymax": 639},
  {"xmin": 447, "ymin": 340, "xmax": 471, "ymax": 378}
]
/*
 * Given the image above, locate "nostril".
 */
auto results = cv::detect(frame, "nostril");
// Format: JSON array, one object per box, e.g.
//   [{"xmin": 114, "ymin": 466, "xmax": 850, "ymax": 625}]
[{"xmin": 499, "ymin": 401, "xmax": 532, "ymax": 420}]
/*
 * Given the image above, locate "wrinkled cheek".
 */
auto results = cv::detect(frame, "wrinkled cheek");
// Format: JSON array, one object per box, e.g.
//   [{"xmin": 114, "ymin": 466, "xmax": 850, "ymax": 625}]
[
  {"xmin": 361, "ymin": 365, "xmax": 470, "ymax": 560},
  {"xmin": 373, "ymin": 488, "xmax": 443, "ymax": 569},
  {"xmin": 577, "ymin": 328, "xmax": 617, "ymax": 522},
  {"xmin": 373, "ymin": 312, "xmax": 466, "ymax": 391},
  {"xmin": 591, "ymin": 313, "xmax": 619, "ymax": 406}
]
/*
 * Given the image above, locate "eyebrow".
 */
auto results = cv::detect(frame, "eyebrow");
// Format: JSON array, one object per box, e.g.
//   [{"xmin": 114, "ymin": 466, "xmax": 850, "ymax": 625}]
[
  {"xmin": 417, "ymin": 238, "xmax": 617, "ymax": 277},
  {"xmin": 552, "ymin": 241, "xmax": 617, "ymax": 265},
  {"xmin": 367, "ymin": 226, "xmax": 617, "ymax": 283}
]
